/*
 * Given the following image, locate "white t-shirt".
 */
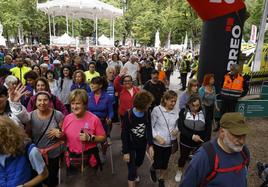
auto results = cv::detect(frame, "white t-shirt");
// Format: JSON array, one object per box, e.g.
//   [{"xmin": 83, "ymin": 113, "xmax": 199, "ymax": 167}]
[{"xmin": 123, "ymin": 61, "xmax": 140, "ymax": 81}]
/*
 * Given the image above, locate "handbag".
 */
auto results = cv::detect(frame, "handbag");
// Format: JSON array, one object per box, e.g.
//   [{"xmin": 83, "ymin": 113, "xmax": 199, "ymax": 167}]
[{"xmin": 158, "ymin": 107, "xmax": 178, "ymax": 154}]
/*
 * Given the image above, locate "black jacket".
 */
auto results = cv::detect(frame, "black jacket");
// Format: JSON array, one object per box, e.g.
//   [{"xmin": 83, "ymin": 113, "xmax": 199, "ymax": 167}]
[
  {"xmin": 121, "ymin": 109, "xmax": 153, "ymax": 154},
  {"xmin": 178, "ymin": 107, "xmax": 210, "ymax": 148}
]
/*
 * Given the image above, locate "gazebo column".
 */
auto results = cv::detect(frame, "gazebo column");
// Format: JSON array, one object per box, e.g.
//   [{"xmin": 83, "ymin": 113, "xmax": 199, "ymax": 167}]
[
  {"xmin": 66, "ymin": 13, "xmax": 69, "ymax": 34},
  {"xmin": 72, "ymin": 15, "xmax": 74, "ymax": 37},
  {"xmin": 48, "ymin": 14, "xmax": 52, "ymax": 45},
  {"xmin": 52, "ymin": 15, "xmax": 56, "ymax": 36},
  {"xmin": 112, "ymin": 18, "xmax": 115, "ymax": 46},
  {"xmin": 95, "ymin": 16, "xmax": 98, "ymax": 46}
]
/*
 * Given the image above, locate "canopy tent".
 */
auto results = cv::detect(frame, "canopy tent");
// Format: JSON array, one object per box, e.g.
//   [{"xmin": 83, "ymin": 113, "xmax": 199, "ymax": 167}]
[
  {"xmin": 52, "ymin": 33, "xmax": 76, "ymax": 46},
  {"xmin": 154, "ymin": 30, "xmax": 160, "ymax": 49},
  {"xmin": 0, "ymin": 23, "xmax": 6, "ymax": 46},
  {"xmin": 37, "ymin": 0, "xmax": 123, "ymax": 46},
  {"xmin": 98, "ymin": 34, "xmax": 113, "ymax": 46}
]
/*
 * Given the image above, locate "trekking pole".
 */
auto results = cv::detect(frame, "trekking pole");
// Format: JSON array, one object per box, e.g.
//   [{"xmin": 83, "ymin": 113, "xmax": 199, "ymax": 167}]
[
  {"xmin": 58, "ymin": 162, "xmax": 61, "ymax": 184},
  {"xmin": 80, "ymin": 129, "xmax": 85, "ymax": 173},
  {"xmin": 107, "ymin": 124, "xmax": 114, "ymax": 174},
  {"xmin": 109, "ymin": 142, "xmax": 114, "ymax": 174}
]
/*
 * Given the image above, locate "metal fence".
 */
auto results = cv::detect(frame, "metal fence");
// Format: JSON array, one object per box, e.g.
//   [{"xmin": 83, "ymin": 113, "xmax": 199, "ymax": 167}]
[{"xmin": 248, "ymin": 80, "xmax": 268, "ymax": 95}]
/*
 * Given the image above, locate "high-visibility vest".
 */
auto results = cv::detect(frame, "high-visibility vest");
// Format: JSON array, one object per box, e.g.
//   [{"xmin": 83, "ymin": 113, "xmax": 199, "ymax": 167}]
[
  {"xmin": 10, "ymin": 66, "xmax": 31, "ymax": 85},
  {"xmin": 221, "ymin": 73, "xmax": 244, "ymax": 98}
]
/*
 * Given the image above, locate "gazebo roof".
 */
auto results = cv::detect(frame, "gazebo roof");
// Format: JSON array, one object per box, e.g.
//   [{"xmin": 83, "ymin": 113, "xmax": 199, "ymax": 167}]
[{"xmin": 37, "ymin": 0, "xmax": 123, "ymax": 20}]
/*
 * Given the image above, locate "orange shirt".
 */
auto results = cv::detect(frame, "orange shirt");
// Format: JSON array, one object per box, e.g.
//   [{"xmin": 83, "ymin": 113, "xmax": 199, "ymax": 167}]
[{"xmin": 159, "ymin": 70, "xmax": 166, "ymax": 82}]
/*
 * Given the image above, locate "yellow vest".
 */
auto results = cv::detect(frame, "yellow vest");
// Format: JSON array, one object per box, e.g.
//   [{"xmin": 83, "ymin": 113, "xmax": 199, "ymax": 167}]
[
  {"xmin": 10, "ymin": 66, "xmax": 31, "ymax": 85},
  {"xmin": 84, "ymin": 71, "xmax": 100, "ymax": 83}
]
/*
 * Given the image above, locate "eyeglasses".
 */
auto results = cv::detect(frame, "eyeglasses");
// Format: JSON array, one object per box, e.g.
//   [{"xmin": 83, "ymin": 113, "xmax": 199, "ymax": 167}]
[
  {"xmin": 192, "ymin": 84, "xmax": 198, "ymax": 87},
  {"xmin": 123, "ymin": 80, "xmax": 132, "ymax": 83},
  {"xmin": 89, "ymin": 66, "xmax": 95, "ymax": 68}
]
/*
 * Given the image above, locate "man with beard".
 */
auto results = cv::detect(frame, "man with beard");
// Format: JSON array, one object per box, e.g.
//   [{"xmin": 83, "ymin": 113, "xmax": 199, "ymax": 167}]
[
  {"xmin": 180, "ymin": 112, "xmax": 250, "ymax": 187},
  {"xmin": 10, "ymin": 56, "xmax": 31, "ymax": 85}
]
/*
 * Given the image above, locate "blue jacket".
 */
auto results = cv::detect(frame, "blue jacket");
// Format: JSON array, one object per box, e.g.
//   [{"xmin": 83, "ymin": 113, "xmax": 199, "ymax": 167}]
[
  {"xmin": 180, "ymin": 139, "xmax": 249, "ymax": 187},
  {"xmin": 106, "ymin": 81, "xmax": 115, "ymax": 104},
  {"xmin": 70, "ymin": 82, "xmax": 91, "ymax": 93},
  {"xmin": 87, "ymin": 91, "xmax": 114, "ymax": 121},
  {"xmin": 0, "ymin": 143, "xmax": 35, "ymax": 187}
]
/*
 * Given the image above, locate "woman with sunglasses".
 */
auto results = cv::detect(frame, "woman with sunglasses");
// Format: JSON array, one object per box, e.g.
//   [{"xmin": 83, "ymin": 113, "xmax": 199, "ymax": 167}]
[{"xmin": 114, "ymin": 68, "xmax": 140, "ymax": 121}]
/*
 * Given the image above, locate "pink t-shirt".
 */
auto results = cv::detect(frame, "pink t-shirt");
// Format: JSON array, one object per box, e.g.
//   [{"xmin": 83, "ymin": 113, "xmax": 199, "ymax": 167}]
[{"xmin": 62, "ymin": 111, "xmax": 105, "ymax": 153}]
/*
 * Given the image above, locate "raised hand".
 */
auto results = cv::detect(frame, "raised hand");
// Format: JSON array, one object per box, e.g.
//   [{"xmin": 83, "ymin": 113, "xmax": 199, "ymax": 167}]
[{"xmin": 8, "ymin": 84, "xmax": 30, "ymax": 103}]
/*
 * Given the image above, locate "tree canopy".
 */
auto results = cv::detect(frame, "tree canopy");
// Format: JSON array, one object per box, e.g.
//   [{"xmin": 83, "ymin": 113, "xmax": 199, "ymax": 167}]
[{"xmin": 0, "ymin": 0, "xmax": 265, "ymax": 46}]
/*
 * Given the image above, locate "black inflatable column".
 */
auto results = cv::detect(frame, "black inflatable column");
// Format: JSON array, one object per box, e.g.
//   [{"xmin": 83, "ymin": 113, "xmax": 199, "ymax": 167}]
[{"xmin": 187, "ymin": 0, "xmax": 246, "ymax": 91}]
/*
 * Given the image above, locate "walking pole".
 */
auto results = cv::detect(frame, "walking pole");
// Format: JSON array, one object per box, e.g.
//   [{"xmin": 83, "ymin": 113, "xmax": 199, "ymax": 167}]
[
  {"xmin": 58, "ymin": 163, "xmax": 61, "ymax": 184},
  {"xmin": 109, "ymin": 142, "xmax": 114, "ymax": 174},
  {"xmin": 107, "ymin": 123, "xmax": 114, "ymax": 174},
  {"xmin": 80, "ymin": 129, "xmax": 84, "ymax": 173}
]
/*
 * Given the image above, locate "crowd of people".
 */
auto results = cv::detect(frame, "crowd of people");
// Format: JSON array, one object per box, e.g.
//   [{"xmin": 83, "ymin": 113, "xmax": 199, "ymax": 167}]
[{"xmin": 0, "ymin": 45, "xmax": 250, "ymax": 187}]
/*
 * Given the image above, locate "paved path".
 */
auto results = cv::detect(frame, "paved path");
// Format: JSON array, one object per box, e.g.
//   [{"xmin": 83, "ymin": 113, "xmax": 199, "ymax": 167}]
[{"xmin": 59, "ymin": 71, "xmax": 183, "ymax": 187}]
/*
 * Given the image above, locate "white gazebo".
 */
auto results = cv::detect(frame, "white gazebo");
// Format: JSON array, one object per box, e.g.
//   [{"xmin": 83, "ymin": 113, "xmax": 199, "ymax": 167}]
[{"xmin": 37, "ymin": 0, "xmax": 123, "ymax": 46}]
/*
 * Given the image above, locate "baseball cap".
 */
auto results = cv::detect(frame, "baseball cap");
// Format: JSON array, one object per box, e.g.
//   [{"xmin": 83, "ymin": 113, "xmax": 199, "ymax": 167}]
[
  {"xmin": 53, "ymin": 60, "xmax": 61, "ymax": 65},
  {"xmin": 220, "ymin": 112, "xmax": 250, "ymax": 135}
]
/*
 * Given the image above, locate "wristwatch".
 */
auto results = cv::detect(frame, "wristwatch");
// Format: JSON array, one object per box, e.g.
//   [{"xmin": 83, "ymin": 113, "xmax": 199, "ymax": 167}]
[{"xmin": 91, "ymin": 135, "xmax": 96, "ymax": 142}]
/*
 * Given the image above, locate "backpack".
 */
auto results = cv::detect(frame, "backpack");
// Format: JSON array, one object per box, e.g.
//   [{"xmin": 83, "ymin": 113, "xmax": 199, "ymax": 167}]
[{"xmin": 199, "ymin": 142, "xmax": 250, "ymax": 187}]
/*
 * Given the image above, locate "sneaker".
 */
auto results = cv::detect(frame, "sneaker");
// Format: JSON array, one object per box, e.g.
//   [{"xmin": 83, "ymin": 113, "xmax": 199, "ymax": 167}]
[
  {"xmin": 135, "ymin": 176, "xmax": 140, "ymax": 183},
  {"xmin": 107, "ymin": 137, "xmax": 112, "ymax": 145},
  {"xmin": 158, "ymin": 179, "xmax": 165, "ymax": 187},
  {"xmin": 188, "ymin": 154, "xmax": 193, "ymax": 160},
  {"xmin": 150, "ymin": 167, "xmax": 157, "ymax": 183},
  {"xmin": 175, "ymin": 169, "xmax": 183, "ymax": 182}
]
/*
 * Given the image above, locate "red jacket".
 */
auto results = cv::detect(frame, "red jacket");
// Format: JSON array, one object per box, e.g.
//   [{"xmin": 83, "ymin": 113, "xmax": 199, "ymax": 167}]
[{"xmin": 114, "ymin": 75, "xmax": 140, "ymax": 116}]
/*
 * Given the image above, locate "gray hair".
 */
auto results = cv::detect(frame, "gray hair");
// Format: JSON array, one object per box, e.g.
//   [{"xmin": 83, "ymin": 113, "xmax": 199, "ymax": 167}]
[{"xmin": 4, "ymin": 75, "xmax": 18, "ymax": 88}]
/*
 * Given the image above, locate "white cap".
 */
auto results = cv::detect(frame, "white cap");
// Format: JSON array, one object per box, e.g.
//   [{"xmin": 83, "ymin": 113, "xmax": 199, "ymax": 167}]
[
  {"xmin": 53, "ymin": 60, "xmax": 61, "ymax": 65},
  {"xmin": 40, "ymin": 63, "xmax": 49, "ymax": 68}
]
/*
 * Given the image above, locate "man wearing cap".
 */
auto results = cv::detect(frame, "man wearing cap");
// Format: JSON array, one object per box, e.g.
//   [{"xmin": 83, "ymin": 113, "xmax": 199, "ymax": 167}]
[
  {"xmin": 180, "ymin": 112, "xmax": 250, "ymax": 187},
  {"xmin": 40, "ymin": 63, "xmax": 49, "ymax": 77},
  {"xmin": 52, "ymin": 59, "xmax": 62, "ymax": 79}
]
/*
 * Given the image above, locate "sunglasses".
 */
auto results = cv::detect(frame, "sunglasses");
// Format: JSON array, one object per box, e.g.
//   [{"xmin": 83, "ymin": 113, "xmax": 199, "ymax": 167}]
[{"xmin": 123, "ymin": 80, "xmax": 132, "ymax": 83}]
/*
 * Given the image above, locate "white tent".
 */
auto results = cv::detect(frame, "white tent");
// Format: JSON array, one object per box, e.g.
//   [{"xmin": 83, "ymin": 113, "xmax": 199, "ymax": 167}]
[
  {"xmin": 52, "ymin": 33, "xmax": 76, "ymax": 46},
  {"xmin": 37, "ymin": 0, "xmax": 123, "ymax": 46},
  {"xmin": 98, "ymin": 34, "xmax": 113, "ymax": 46},
  {"xmin": 154, "ymin": 30, "xmax": 160, "ymax": 49},
  {"xmin": 0, "ymin": 23, "xmax": 6, "ymax": 46}
]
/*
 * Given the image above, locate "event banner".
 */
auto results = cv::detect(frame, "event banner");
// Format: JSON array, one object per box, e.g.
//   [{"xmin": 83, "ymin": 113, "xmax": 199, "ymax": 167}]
[{"xmin": 187, "ymin": 0, "xmax": 246, "ymax": 91}]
